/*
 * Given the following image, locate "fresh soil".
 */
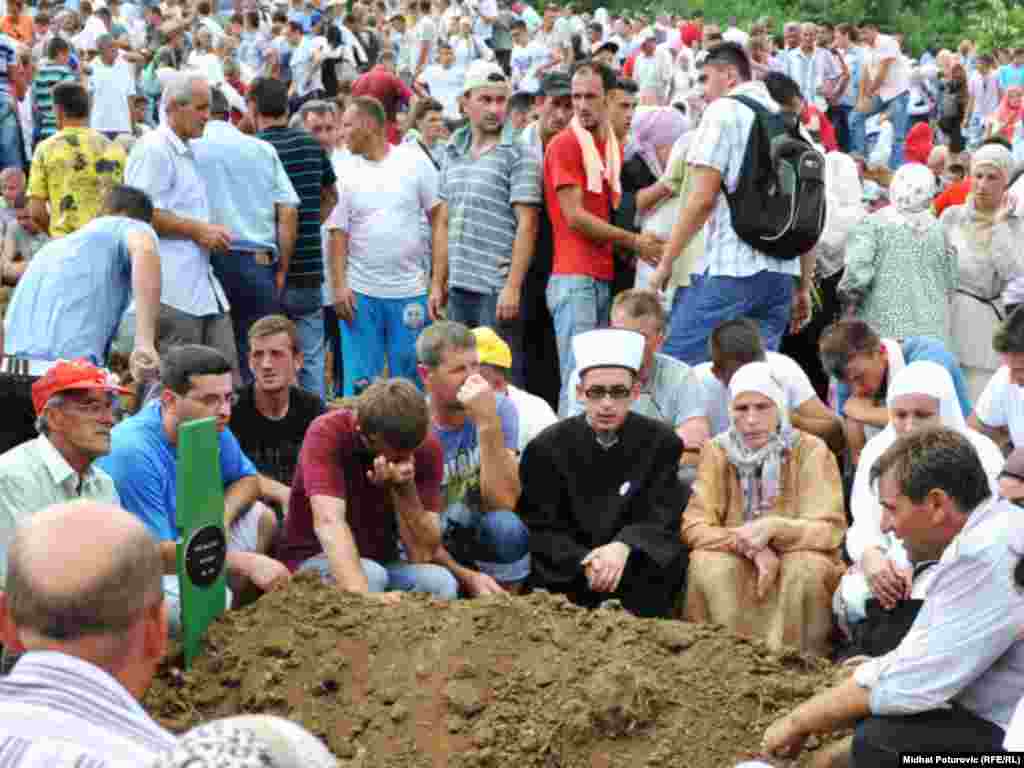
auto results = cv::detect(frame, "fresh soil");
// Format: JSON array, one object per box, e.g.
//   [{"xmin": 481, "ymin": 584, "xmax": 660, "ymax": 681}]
[{"xmin": 146, "ymin": 573, "xmax": 842, "ymax": 767}]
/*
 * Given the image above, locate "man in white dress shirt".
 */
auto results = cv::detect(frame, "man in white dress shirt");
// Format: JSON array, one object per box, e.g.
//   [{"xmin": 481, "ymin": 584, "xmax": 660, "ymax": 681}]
[{"xmin": 125, "ymin": 73, "xmax": 238, "ymax": 371}]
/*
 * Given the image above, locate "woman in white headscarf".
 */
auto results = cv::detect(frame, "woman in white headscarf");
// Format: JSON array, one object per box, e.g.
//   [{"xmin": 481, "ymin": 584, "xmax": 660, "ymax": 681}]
[
  {"xmin": 839, "ymin": 162, "xmax": 957, "ymax": 344},
  {"xmin": 682, "ymin": 362, "xmax": 847, "ymax": 656},
  {"xmin": 837, "ymin": 360, "xmax": 1004, "ymax": 633},
  {"xmin": 941, "ymin": 143, "xmax": 1024, "ymax": 401},
  {"xmin": 151, "ymin": 716, "xmax": 337, "ymax": 768}
]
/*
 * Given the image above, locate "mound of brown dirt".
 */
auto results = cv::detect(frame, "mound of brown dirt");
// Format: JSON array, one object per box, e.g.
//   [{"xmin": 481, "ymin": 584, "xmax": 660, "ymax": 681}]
[{"xmin": 146, "ymin": 573, "xmax": 840, "ymax": 767}]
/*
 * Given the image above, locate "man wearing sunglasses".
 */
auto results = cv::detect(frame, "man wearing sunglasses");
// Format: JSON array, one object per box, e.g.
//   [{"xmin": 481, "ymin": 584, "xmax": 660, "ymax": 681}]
[{"xmin": 517, "ymin": 327, "xmax": 688, "ymax": 618}]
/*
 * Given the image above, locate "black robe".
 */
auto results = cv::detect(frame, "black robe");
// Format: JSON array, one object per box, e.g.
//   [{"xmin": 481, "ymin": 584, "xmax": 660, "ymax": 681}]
[{"xmin": 517, "ymin": 412, "xmax": 689, "ymax": 617}]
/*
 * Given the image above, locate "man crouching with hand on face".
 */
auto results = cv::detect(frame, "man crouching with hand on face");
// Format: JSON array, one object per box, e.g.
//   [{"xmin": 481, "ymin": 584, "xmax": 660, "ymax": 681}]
[
  {"xmin": 277, "ymin": 378, "xmax": 458, "ymax": 602},
  {"xmin": 417, "ymin": 322, "xmax": 532, "ymax": 597},
  {"xmin": 517, "ymin": 328, "xmax": 690, "ymax": 618}
]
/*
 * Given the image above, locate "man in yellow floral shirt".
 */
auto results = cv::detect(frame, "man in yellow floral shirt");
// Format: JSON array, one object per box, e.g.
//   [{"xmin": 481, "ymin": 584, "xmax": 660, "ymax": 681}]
[{"xmin": 28, "ymin": 81, "xmax": 126, "ymax": 238}]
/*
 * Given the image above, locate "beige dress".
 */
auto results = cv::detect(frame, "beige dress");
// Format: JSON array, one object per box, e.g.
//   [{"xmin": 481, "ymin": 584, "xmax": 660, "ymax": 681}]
[{"xmin": 681, "ymin": 432, "xmax": 847, "ymax": 657}]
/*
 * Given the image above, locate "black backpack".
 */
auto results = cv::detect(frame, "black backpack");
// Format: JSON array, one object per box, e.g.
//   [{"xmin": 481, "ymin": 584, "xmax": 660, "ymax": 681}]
[{"xmin": 722, "ymin": 95, "xmax": 827, "ymax": 260}]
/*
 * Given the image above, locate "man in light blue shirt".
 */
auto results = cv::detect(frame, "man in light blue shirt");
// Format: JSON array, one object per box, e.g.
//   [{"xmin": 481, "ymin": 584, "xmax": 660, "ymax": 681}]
[
  {"xmin": 762, "ymin": 427, "xmax": 1024, "ymax": 766},
  {"xmin": 193, "ymin": 87, "xmax": 300, "ymax": 382},
  {"xmin": 3, "ymin": 184, "xmax": 161, "ymax": 373}
]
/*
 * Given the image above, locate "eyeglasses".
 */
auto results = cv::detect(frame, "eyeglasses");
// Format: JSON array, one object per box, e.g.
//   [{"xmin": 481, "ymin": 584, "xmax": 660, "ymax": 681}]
[{"xmin": 584, "ymin": 385, "xmax": 632, "ymax": 401}]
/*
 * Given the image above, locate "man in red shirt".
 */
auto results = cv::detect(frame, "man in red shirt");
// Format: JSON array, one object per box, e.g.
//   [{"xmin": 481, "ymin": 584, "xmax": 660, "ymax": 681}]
[
  {"xmin": 351, "ymin": 51, "xmax": 417, "ymax": 144},
  {"xmin": 543, "ymin": 61, "xmax": 663, "ymax": 415},
  {"xmin": 278, "ymin": 378, "xmax": 458, "ymax": 598}
]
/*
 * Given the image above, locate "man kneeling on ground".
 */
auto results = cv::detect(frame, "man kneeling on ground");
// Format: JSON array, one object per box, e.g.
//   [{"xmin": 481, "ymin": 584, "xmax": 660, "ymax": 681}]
[
  {"xmin": 278, "ymin": 377, "xmax": 458, "ymax": 599},
  {"xmin": 517, "ymin": 328, "xmax": 689, "ymax": 617}
]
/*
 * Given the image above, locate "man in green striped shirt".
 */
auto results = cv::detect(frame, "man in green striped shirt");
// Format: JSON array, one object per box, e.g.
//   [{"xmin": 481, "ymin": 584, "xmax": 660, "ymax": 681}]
[{"xmin": 31, "ymin": 36, "xmax": 76, "ymax": 147}]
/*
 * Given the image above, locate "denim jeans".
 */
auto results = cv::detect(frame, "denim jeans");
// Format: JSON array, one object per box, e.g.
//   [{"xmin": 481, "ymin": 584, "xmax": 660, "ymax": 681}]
[
  {"xmin": 545, "ymin": 275, "xmax": 611, "ymax": 417},
  {"xmin": 210, "ymin": 250, "xmax": 280, "ymax": 384},
  {"xmin": 828, "ymin": 104, "xmax": 852, "ymax": 151},
  {"xmin": 441, "ymin": 503, "xmax": 531, "ymax": 584},
  {"xmin": 0, "ymin": 96, "xmax": 26, "ymax": 172},
  {"xmin": 338, "ymin": 293, "xmax": 428, "ymax": 396},
  {"xmin": 849, "ymin": 91, "xmax": 910, "ymax": 170},
  {"xmin": 298, "ymin": 554, "xmax": 459, "ymax": 599},
  {"xmin": 447, "ymin": 286, "xmax": 525, "ymax": 389},
  {"xmin": 281, "ymin": 285, "xmax": 325, "ymax": 400},
  {"xmin": 662, "ymin": 270, "xmax": 795, "ymax": 365}
]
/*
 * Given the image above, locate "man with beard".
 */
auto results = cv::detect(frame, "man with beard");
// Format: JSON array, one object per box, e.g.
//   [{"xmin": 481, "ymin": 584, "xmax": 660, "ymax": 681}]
[
  {"xmin": 428, "ymin": 60, "xmax": 541, "ymax": 392},
  {"xmin": 543, "ymin": 61, "xmax": 663, "ymax": 415},
  {"xmin": 518, "ymin": 71, "xmax": 573, "ymax": 409},
  {"xmin": 517, "ymin": 328, "xmax": 688, "ymax": 617}
]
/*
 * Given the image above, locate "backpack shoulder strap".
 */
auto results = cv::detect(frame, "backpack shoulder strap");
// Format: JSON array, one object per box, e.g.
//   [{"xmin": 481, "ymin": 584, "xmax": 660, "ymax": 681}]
[{"xmin": 727, "ymin": 94, "xmax": 767, "ymax": 115}]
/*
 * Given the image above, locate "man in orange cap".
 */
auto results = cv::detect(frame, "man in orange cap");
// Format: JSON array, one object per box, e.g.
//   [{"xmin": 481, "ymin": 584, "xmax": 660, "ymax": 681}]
[{"xmin": 0, "ymin": 359, "xmax": 130, "ymax": 587}]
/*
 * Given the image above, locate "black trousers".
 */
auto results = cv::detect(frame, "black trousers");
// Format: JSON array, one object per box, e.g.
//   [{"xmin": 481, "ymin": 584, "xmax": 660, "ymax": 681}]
[
  {"xmin": 536, "ymin": 550, "xmax": 687, "ymax": 619},
  {"xmin": 852, "ymin": 706, "xmax": 1005, "ymax": 768},
  {"xmin": 0, "ymin": 371, "xmax": 39, "ymax": 454},
  {"xmin": 780, "ymin": 269, "xmax": 843, "ymax": 403}
]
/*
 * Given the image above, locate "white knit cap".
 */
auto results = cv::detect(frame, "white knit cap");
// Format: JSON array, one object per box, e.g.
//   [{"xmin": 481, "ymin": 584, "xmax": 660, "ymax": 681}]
[{"xmin": 728, "ymin": 361, "xmax": 786, "ymax": 415}]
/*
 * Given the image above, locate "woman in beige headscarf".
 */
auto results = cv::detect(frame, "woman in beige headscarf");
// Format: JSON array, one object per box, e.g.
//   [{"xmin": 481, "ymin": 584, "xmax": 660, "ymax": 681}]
[
  {"xmin": 681, "ymin": 362, "xmax": 846, "ymax": 657},
  {"xmin": 940, "ymin": 143, "xmax": 1024, "ymax": 400}
]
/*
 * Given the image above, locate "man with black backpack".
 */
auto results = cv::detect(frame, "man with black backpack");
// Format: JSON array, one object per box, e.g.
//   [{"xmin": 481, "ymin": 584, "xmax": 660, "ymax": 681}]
[{"xmin": 653, "ymin": 42, "xmax": 820, "ymax": 367}]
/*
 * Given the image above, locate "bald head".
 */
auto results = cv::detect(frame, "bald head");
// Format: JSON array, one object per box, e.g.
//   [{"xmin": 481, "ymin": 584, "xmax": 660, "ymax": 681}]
[{"xmin": 7, "ymin": 501, "xmax": 162, "ymax": 644}]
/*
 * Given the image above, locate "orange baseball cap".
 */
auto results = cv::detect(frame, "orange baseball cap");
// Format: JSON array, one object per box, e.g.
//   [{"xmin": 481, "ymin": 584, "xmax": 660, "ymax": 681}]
[{"xmin": 31, "ymin": 359, "xmax": 132, "ymax": 415}]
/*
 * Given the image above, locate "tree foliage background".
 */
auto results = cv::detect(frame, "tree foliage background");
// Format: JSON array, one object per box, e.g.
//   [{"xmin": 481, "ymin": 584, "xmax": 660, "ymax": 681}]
[{"xmin": 574, "ymin": 0, "xmax": 1023, "ymax": 57}]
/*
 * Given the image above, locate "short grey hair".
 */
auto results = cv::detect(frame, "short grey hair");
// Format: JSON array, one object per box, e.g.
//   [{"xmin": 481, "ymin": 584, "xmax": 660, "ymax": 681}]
[
  {"xmin": 34, "ymin": 394, "xmax": 67, "ymax": 436},
  {"xmin": 7, "ymin": 505, "xmax": 164, "ymax": 642},
  {"xmin": 164, "ymin": 73, "xmax": 209, "ymax": 107},
  {"xmin": 415, "ymin": 321, "xmax": 475, "ymax": 368}
]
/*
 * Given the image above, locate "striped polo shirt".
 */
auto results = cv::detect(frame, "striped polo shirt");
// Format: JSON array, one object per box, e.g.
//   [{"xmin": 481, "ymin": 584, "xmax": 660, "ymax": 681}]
[
  {"xmin": 0, "ymin": 651, "xmax": 177, "ymax": 766},
  {"xmin": 257, "ymin": 125, "xmax": 337, "ymax": 284},
  {"xmin": 31, "ymin": 63, "xmax": 76, "ymax": 142},
  {"xmin": 439, "ymin": 124, "xmax": 542, "ymax": 295}
]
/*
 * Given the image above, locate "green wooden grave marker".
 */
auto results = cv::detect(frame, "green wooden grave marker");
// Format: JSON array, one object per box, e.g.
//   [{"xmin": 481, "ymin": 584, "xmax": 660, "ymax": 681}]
[{"xmin": 175, "ymin": 417, "xmax": 228, "ymax": 668}]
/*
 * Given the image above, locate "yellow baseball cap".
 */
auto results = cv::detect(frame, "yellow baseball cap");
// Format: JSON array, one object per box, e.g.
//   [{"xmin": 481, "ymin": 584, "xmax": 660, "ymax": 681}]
[{"xmin": 472, "ymin": 327, "xmax": 512, "ymax": 369}]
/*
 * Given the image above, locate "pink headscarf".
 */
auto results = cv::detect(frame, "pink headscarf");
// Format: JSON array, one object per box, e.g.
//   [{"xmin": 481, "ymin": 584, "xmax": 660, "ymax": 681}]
[{"xmin": 624, "ymin": 106, "xmax": 689, "ymax": 176}]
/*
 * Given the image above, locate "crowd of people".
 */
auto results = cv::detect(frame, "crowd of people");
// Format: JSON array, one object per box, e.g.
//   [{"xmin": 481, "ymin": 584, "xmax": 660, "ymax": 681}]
[{"xmin": 0, "ymin": 0, "xmax": 1022, "ymax": 765}]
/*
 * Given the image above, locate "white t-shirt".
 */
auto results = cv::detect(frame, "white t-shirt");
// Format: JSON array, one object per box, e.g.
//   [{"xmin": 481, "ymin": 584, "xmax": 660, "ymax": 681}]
[
  {"xmin": 88, "ymin": 57, "xmax": 136, "ymax": 134},
  {"xmin": 507, "ymin": 384, "xmax": 557, "ymax": 453},
  {"xmin": 870, "ymin": 33, "xmax": 909, "ymax": 102},
  {"xmin": 322, "ymin": 147, "xmax": 357, "ymax": 307},
  {"xmin": 186, "ymin": 51, "xmax": 226, "ymax": 85},
  {"xmin": 974, "ymin": 365, "xmax": 1024, "ymax": 447},
  {"xmin": 474, "ymin": 0, "xmax": 498, "ymax": 39},
  {"xmin": 325, "ymin": 144, "xmax": 439, "ymax": 299},
  {"xmin": 412, "ymin": 16, "xmax": 438, "ymax": 68},
  {"xmin": 1006, "ymin": 697, "xmax": 1024, "ymax": 750},
  {"xmin": 419, "ymin": 63, "xmax": 463, "ymax": 120},
  {"xmin": 694, "ymin": 351, "xmax": 817, "ymax": 436}
]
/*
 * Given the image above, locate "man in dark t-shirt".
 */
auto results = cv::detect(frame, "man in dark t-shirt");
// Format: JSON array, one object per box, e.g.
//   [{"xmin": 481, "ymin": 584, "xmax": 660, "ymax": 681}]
[
  {"xmin": 249, "ymin": 77, "xmax": 338, "ymax": 400},
  {"xmin": 229, "ymin": 315, "xmax": 325, "ymax": 511}
]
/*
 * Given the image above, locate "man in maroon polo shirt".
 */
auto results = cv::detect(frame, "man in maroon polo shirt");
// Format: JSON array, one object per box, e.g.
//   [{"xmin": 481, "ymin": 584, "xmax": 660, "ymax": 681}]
[{"xmin": 277, "ymin": 378, "xmax": 458, "ymax": 597}]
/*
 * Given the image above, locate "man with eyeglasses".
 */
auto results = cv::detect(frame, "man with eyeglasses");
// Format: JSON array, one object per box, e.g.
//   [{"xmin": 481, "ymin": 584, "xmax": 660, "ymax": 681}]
[
  {"xmin": 99, "ymin": 345, "xmax": 291, "ymax": 636},
  {"xmin": 517, "ymin": 327, "xmax": 688, "ymax": 618},
  {"xmin": 0, "ymin": 360, "xmax": 129, "ymax": 588}
]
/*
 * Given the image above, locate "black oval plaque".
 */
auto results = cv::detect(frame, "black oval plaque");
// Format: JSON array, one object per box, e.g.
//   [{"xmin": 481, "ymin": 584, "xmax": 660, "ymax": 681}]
[{"xmin": 184, "ymin": 525, "xmax": 227, "ymax": 588}]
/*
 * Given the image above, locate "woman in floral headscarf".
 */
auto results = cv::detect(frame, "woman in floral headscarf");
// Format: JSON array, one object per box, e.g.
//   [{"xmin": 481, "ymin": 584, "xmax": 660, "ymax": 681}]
[
  {"xmin": 941, "ymin": 143, "xmax": 1024, "ymax": 400},
  {"xmin": 839, "ymin": 163, "xmax": 957, "ymax": 344}
]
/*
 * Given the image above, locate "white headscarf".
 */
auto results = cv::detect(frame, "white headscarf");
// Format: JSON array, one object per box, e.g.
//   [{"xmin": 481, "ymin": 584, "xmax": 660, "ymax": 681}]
[
  {"xmin": 714, "ymin": 362, "xmax": 801, "ymax": 521},
  {"xmin": 881, "ymin": 162, "xmax": 939, "ymax": 233},
  {"xmin": 817, "ymin": 152, "xmax": 866, "ymax": 272},
  {"xmin": 847, "ymin": 361, "xmax": 1003, "ymax": 567},
  {"xmin": 152, "ymin": 716, "xmax": 337, "ymax": 768}
]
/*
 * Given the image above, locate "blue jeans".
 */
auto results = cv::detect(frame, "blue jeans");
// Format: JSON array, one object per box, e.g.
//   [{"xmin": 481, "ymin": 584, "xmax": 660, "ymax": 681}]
[
  {"xmin": 281, "ymin": 285, "xmax": 325, "ymax": 400},
  {"xmin": 662, "ymin": 270, "xmax": 795, "ymax": 365},
  {"xmin": 545, "ymin": 275, "xmax": 611, "ymax": 417},
  {"xmin": 0, "ymin": 96, "xmax": 25, "ymax": 171},
  {"xmin": 298, "ymin": 555, "xmax": 459, "ymax": 599},
  {"xmin": 849, "ymin": 91, "xmax": 910, "ymax": 170},
  {"xmin": 338, "ymin": 292, "xmax": 428, "ymax": 396},
  {"xmin": 447, "ymin": 286, "xmax": 525, "ymax": 389},
  {"xmin": 210, "ymin": 250, "xmax": 280, "ymax": 384},
  {"xmin": 441, "ymin": 503, "xmax": 531, "ymax": 584}
]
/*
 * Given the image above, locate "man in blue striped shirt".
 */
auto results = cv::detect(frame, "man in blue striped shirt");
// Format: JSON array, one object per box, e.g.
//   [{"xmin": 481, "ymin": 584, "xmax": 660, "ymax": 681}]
[
  {"xmin": 0, "ymin": 500, "xmax": 177, "ymax": 765},
  {"xmin": 30, "ymin": 37, "xmax": 76, "ymax": 147}
]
